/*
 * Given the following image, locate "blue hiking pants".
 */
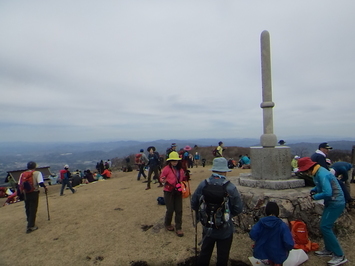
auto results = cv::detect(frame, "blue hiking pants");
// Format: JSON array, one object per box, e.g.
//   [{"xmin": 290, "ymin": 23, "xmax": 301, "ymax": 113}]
[{"xmin": 320, "ymin": 203, "xmax": 345, "ymax": 256}]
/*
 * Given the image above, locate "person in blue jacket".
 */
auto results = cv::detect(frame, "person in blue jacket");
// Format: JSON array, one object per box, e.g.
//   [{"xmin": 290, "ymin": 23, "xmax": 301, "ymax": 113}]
[
  {"xmin": 298, "ymin": 157, "xmax": 347, "ymax": 266},
  {"xmin": 249, "ymin": 202, "xmax": 294, "ymax": 265},
  {"xmin": 331, "ymin": 161, "xmax": 353, "ymax": 201}
]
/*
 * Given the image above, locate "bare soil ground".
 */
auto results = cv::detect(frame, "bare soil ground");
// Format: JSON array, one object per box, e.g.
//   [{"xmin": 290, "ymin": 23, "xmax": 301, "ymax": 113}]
[{"xmin": 1, "ymin": 167, "xmax": 354, "ymax": 266}]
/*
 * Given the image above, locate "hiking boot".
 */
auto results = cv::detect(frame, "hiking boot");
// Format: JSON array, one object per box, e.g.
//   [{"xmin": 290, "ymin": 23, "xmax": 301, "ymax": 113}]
[
  {"xmin": 327, "ymin": 255, "xmax": 348, "ymax": 266},
  {"xmin": 157, "ymin": 184, "xmax": 163, "ymax": 187},
  {"xmin": 315, "ymin": 249, "xmax": 333, "ymax": 257},
  {"xmin": 176, "ymin": 230, "xmax": 184, "ymax": 237},
  {"xmin": 145, "ymin": 187, "xmax": 151, "ymax": 190},
  {"xmin": 165, "ymin": 225, "xmax": 174, "ymax": 231},
  {"xmin": 26, "ymin": 226, "xmax": 38, "ymax": 234}
]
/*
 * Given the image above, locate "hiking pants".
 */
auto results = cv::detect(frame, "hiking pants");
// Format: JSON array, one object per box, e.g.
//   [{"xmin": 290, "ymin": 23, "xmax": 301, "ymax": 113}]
[
  {"xmin": 147, "ymin": 166, "xmax": 160, "ymax": 188},
  {"xmin": 198, "ymin": 234, "xmax": 233, "ymax": 266},
  {"xmin": 24, "ymin": 191, "xmax": 39, "ymax": 228},
  {"xmin": 320, "ymin": 203, "xmax": 345, "ymax": 257},
  {"xmin": 137, "ymin": 164, "xmax": 146, "ymax": 180},
  {"xmin": 164, "ymin": 190, "xmax": 183, "ymax": 230},
  {"xmin": 60, "ymin": 179, "xmax": 75, "ymax": 195}
]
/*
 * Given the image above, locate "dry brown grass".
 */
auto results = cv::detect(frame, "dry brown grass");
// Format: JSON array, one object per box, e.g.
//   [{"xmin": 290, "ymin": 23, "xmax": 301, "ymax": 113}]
[{"xmin": 0, "ymin": 166, "xmax": 354, "ymax": 266}]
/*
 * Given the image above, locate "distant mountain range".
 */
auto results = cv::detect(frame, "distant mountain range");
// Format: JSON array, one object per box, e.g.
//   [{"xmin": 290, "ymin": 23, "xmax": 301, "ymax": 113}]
[{"xmin": 1, "ymin": 137, "xmax": 355, "ymax": 186}]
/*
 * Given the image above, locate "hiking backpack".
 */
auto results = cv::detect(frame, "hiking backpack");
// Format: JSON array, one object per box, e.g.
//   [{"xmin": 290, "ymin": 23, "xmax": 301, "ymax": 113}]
[
  {"xmin": 198, "ymin": 179, "xmax": 230, "ymax": 229},
  {"xmin": 135, "ymin": 153, "xmax": 143, "ymax": 164},
  {"xmin": 19, "ymin": 170, "xmax": 35, "ymax": 193},
  {"xmin": 290, "ymin": 220, "xmax": 319, "ymax": 252}
]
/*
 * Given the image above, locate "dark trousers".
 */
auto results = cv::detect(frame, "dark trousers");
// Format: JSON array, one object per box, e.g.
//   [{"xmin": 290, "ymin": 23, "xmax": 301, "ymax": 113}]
[
  {"xmin": 60, "ymin": 179, "xmax": 75, "ymax": 195},
  {"xmin": 147, "ymin": 166, "xmax": 160, "ymax": 188},
  {"xmin": 198, "ymin": 234, "xmax": 233, "ymax": 266},
  {"xmin": 24, "ymin": 191, "xmax": 39, "ymax": 228},
  {"xmin": 137, "ymin": 164, "xmax": 146, "ymax": 180},
  {"xmin": 164, "ymin": 190, "xmax": 183, "ymax": 230}
]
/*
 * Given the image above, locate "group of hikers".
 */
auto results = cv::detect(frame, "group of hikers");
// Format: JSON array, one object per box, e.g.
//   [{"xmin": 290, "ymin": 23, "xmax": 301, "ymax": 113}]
[{"xmin": 7, "ymin": 140, "xmax": 354, "ymax": 265}]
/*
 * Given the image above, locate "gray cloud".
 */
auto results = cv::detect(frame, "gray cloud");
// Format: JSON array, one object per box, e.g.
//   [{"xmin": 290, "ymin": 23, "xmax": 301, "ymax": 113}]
[{"xmin": 1, "ymin": 1, "xmax": 354, "ymax": 142}]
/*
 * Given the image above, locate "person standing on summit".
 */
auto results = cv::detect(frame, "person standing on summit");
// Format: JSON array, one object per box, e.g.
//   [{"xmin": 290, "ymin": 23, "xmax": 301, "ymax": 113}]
[
  {"xmin": 18, "ymin": 161, "xmax": 48, "ymax": 234},
  {"xmin": 60, "ymin": 165, "xmax": 76, "ymax": 196}
]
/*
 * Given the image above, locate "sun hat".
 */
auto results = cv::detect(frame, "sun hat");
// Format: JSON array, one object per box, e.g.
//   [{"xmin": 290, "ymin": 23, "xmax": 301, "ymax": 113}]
[
  {"xmin": 297, "ymin": 157, "xmax": 317, "ymax": 172},
  {"xmin": 171, "ymin": 143, "xmax": 177, "ymax": 147},
  {"xmin": 64, "ymin": 164, "xmax": 69, "ymax": 169},
  {"xmin": 294, "ymin": 155, "xmax": 300, "ymax": 159},
  {"xmin": 166, "ymin": 151, "xmax": 181, "ymax": 161},
  {"xmin": 210, "ymin": 157, "xmax": 231, "ymax": 172},
  {"xmin": 184, "ymin": 145, "xmax": 192, "ymax": 151},
  {"xmin": 319, "ymin": 142, "xmax": 332, "ymax": 150},
  {"xmin": 147, "ymin": 146, "xmax": 156, "ymax": 152}
]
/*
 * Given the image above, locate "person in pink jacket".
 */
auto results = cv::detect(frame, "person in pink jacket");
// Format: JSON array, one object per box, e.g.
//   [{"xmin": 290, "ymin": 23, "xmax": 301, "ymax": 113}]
[{"xmin": 160, "ymin": 151, "xmax": 187, "ymax": 237}]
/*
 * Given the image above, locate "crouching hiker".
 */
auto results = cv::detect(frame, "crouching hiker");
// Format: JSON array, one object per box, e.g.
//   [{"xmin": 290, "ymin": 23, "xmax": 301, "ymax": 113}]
[
  {"xmin": 298, "ymin": 157, "xmax": 347, "ymax": 266},
  {"xmin": 191, "ymin": 157, "xmax": 243, "ymax": 266},
  {"xmin": 249, "ymin": 202, "xmax": 294, "ymax": 266},
  {"xmin": 18, "ymin": 161, "xmax": 48, "ymax": 233}
]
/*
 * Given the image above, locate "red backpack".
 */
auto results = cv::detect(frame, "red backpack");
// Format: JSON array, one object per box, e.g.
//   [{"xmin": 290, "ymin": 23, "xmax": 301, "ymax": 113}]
[
  {"xmin": 135, "ymin": 153, "xmax": 143, "ymax": 164},
  {"xmin": 19, "ymin": 170, "xmax": 35, "ymax": 193},
  {"xmin": 290, "ymin": 220, "xmax": 319, "ymax": 252}
]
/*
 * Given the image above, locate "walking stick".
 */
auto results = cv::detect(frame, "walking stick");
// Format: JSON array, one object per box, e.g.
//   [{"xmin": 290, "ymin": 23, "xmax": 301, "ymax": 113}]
[
  {"xmin": 187, "ymin": 177, "xmax": 198, "ymax": 262},
  {"xmin": 45, "ymin": 189, "xmax": 50, "ymax": 221}
]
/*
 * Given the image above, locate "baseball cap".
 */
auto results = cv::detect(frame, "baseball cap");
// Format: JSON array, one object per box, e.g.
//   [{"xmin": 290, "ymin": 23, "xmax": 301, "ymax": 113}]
[{"xmin": 319, "ymin": 142, "xmax": 332, "ymax": 150}]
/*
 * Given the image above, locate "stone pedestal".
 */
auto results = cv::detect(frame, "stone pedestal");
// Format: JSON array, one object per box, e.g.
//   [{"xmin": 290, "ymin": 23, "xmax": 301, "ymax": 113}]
[{"xmin": 239, "ymin": 146, "xmax": 305, "ymax": 189}]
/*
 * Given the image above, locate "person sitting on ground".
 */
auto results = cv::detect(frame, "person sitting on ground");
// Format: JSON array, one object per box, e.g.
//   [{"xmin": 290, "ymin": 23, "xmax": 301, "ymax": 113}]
[
  {"xmin": 101, "ymin": 168, "xmax": 112, "ymax": 179},
  {"xmin": 84, "ymin": 169, "xmax": 96, "ymax": 183},
  {"xmin": 250, "ymin": 202, "xmax": 294, "ymax": 266}
]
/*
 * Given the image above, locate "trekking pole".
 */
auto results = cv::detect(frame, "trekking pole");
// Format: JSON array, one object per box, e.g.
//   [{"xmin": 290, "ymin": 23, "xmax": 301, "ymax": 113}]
[
  {"xmin": 194, "ymin": 211, "xmax": 198, "ymax": 264},
  {"xmin": 45, "ymin": 189, "xmax": 50, "ymax": 221},
  {"xmin": 187, "ymin": 176, "xmax": 195, "ymax": 227}
]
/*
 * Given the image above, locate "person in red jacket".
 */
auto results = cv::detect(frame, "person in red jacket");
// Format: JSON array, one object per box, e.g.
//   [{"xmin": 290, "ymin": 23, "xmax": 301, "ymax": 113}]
[
  {"xmin": 60, "ymin": 164, "xmax": 76, "ymax": 196},
  {"xmin": 159, "ymin": 151, "xmax": 187, "ymax": 237},
  {"xmin": 101, "ymin": 168, "xmax": 112, "ymax": 179}
]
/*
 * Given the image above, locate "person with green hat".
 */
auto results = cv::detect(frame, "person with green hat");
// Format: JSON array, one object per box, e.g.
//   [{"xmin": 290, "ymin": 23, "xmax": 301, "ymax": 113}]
[{"xmin": 159, "ymin": 151, "xmax": 187, "ymax": 237}]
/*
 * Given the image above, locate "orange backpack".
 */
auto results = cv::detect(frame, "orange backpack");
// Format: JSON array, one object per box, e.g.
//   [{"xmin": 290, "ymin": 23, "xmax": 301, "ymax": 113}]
[
  {"xmin": 290, "ymin": 220, "xmax": 319, "ymax": 252},
  {"xmin": 19, "ymin": 170, "xmax": 35, "ymax": 194},
  {"xmin": 180, "ymin": 181, "xmax": 190, "ymax": 198}
]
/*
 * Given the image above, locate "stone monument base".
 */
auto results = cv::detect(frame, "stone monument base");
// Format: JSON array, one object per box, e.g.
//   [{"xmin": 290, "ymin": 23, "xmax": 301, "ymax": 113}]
[
  {"xmin": 239, "ymin": 173, "xmax": 305, "ymax": 190},
  {"xmin": 228, "ymin": 176, "xmax": 351, "ymax": 237}
]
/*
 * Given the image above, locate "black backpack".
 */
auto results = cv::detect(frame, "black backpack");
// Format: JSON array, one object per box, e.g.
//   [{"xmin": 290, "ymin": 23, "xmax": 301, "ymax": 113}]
[{"xmin": 198, "ymin": 179, "xmax": 230, "ymax": 229}]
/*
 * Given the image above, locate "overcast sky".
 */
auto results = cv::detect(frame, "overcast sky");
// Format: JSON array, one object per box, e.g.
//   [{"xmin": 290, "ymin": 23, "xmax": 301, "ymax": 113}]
[{"xmin": 1, "ymin": 1, "xmax": 354, "ymax": 143}]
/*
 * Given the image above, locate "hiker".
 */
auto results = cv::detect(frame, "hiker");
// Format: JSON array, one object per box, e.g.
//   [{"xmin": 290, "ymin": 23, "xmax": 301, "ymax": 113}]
[
  {"xmin": 250, "ymin": 202, "xmax": 294, "ymax": 265},
  {"xmin": 311, "ymin": 142, "xmax": 352, "ymax": 205},
  {"xmin": 331, "ymin": 161, "xmax": 354, "ymax": 201},
  {"xmin": 101, "ymin": 168, "xmax": 112, "ymax": 179},
  {"xmin": 291, "ymin": 155, "xmax": 300, "ymax": 172},
  {"xmin": 240, "ymin": 154, "xmax": 251, "ymax": 169},
  {"xmin": 145, "ymin": 146, "xmax": 162, "ymax": 190},
  {"xmin": 194, "ymin": 152, "xmax": 200, "ymax": 168},
  {"xmin": 165, "ymin": 142, "xmax": 177, "ymax": 160},
  {"xmin": 99, "ymin": 160, "xmax": 105, "ymax": 174},
  {"xmin": 84, "ymin": 169, "xmax": 96, "ymax": 183},
  {"xmin": 188, "ymin": 153, "xmax": 194, "ymax": 168},
  {"xmin": 298, "ymin": 157, "xmax": 347, "ymax": 266},
  {"xmin": 159, "ymin": 151, "xmax": 187, "ymax": 237},
  {"xmin": 107, "ymin": 159, "xmax": 112, "ymax": 168},
  {"xmin": 59, "ymin": 165, "xmax": 76, "ymax": 196},
  {"xmin": 215, "ymin": 141, "xmax": 225, "ymax": 157},
  {"xmin": 18, "ymin": 161, "xmax": 48, "ymax": 233},
  {"xmin": 191, "ymin": 157, "xmax": 243, "ymax": 266},
  {"xmin": 310, "ymin": 142, "xmax": 332, "ymax": 169},
  {"xmin": 136, "ymin": 149, "xmax": 149, "ymax": 181},
  {"xmin": 201, "ymin": 158, "xmax": 206, "ymax": 167},
  {"xmin": 181, "ymin": 145, "xmax": 192, "ymax": 170}
]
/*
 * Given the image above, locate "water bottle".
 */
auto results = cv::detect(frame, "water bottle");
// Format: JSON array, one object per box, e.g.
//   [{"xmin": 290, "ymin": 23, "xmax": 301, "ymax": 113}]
[{"xmin": 224, "ymin": 202, "xmax": 230, "ymax": 222}]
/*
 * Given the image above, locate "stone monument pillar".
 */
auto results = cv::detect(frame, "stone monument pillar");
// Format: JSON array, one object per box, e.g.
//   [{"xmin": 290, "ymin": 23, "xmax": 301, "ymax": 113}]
[{"xmin": 239, "ymin": 31, "xmax": 304, "ymax": 189}]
